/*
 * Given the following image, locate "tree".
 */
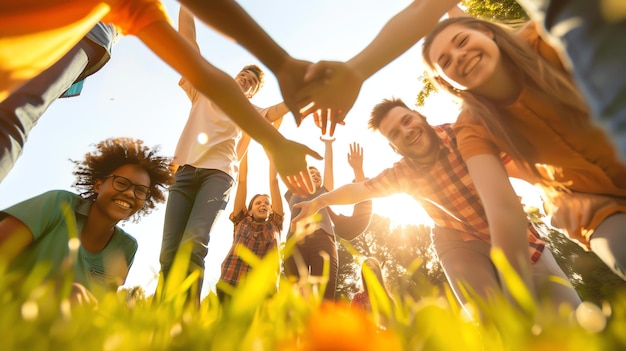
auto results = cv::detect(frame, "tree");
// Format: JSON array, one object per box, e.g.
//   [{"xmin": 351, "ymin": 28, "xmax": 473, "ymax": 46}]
[{"xmin": 335, "ymin": 214, "xmax": 446, "ymax": 303}]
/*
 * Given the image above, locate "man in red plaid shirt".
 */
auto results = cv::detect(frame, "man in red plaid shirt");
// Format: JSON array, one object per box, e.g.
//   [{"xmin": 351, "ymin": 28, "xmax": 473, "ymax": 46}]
[{"xmin": 292, "ymin": 98, "xmax": 581, "ymax": 316}]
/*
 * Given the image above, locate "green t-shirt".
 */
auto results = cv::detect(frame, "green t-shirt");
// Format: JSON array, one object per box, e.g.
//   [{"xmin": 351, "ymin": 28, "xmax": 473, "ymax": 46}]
[{"xmin": 1, "ymin": 190, "xmax": 138, "ymax": 291}]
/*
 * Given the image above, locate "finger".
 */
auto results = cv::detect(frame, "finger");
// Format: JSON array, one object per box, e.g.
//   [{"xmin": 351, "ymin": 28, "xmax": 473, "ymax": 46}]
[
  {"xmin": 320, "ymin": 109, "xmax": 328, "ymax": 135},
  {"xmin": 299, "ymin": 101, "xmax": 316, "ymax": 119},
  {"xmin": 300, "ymin": 170, "xmax": 315, "ymax": 195},
  {"xmin": 329, "ymin": 118, "xmax": 337, "ymax": 137},
  {"xmin": 314, "ymin": 111, "xmax": 322, "ymax": 129},
  {"xmin": 307, "ymin": 148, "xmax": 323, "ymax": 160}
]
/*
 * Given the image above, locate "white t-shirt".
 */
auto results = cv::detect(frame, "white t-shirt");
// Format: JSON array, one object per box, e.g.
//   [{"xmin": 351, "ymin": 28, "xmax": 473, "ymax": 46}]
[{"xmin": 173, "ymin": 78, "xmax": 268, "ymax": 179}]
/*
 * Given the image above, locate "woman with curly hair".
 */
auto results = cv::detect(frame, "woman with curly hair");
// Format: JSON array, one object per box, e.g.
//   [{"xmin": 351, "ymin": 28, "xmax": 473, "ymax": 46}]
[{"xmin": 0, "ymin": 137, "xmax": 173, "ymax": 296}]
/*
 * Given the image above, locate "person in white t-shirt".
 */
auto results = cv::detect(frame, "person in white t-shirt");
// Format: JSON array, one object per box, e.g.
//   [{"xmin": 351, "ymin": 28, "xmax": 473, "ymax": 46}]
[{"xmin": 158, "ymin": 6, "xmax": 288, "ymax": 305}]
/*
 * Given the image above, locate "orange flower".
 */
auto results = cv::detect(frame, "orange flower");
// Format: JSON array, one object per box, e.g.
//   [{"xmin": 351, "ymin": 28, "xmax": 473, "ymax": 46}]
[{"xmin": 297, "ymin": 302, "xmax": 402, "ymax": 351}]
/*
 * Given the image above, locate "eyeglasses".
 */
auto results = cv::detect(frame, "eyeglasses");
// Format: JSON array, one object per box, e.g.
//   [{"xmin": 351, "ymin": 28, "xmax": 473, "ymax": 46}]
[{"xmin": 102, "ymin": 175, "xmax": 151, "ymax": 200}]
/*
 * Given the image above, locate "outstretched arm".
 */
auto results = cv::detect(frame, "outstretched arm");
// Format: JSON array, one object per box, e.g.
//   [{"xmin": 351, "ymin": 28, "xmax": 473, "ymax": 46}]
[
  {"xmin": 135, "ymin": 20, "xmax": 320, "ymax": 196},
  {"xmin": 232, "ymin": 152, "xmax": 249, "ymax": 215},
  {"xmin": 178, "ymin": 0, "xmax": 312, "ymax": 124},
  {"xmin": 300, "ymin": 0, "xmax": 461, "ymax": 134},
  {"xmin": 465, "ymin": 154, "xmax": 536, "ymax": 302},
  {"xmin": 322, "ymin": 137, "xmax": 335, "ymax": 191},
  {"xmin": 264, "ymin": 102, "xmax": 289, "ymax": 123},
  {"xmin": 291, "ymin": 181, "xmax": 377, "ymax": 224},
  {"xmin": 177, "ymin": 5, "xmax": 199, "ymax": 51},
  {"xmin": 269, "ymin": 158, "xmax": 284, "ymax": 217}
]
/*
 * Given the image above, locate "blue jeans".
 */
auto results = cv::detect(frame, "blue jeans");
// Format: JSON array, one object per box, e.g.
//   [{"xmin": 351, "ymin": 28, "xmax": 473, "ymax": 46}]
[
  {"xmin": 159, "ymin": 165, "xmax": 234, "ymax": 289},
  {"xmin": 0, "ymin": 37, "xmax": 104, "ymax": 183},
  {"xmin": 519, "ymin": 0, "xmax": 626, "ymax": 158}
]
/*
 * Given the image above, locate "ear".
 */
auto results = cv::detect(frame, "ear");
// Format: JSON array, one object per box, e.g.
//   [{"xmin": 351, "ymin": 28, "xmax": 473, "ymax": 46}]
[{"xmin": 94, "ymin": 179, "xmax": 103, "ymax": 193}]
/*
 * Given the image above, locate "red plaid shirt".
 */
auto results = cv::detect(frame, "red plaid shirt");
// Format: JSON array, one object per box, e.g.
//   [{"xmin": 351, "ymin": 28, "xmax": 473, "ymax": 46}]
[
  {"xmin": 365, "ymin": 124, "xmax": 544, "ymax": 263},
  {"xmin": 219, "ymin": 209, "xmax": 283, "ymax": 286}
]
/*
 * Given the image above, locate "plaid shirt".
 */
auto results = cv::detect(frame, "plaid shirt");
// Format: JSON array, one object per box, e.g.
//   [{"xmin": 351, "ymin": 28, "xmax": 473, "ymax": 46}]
[
  {"xmin": 219, "ymin": 209, "xmax": 283, "ymax": 286},
  {"xmin": 365, "ymin": 124, "xmax": 544, "ymax": 263}
]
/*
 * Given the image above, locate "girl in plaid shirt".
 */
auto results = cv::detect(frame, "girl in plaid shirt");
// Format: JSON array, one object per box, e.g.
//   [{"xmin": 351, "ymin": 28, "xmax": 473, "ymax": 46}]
[{"xmin": 217, "ymin": 150, "xmax": 284, "ymax": 301}]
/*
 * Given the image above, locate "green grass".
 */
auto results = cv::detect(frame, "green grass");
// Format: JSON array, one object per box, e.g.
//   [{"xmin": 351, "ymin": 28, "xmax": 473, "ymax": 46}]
[{"xmin": 1, "ymin": 245, "xmax": 625, "ymax": 351}]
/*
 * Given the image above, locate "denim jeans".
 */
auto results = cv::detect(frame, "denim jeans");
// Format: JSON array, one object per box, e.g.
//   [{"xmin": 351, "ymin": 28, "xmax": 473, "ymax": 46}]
[
  {"xmin": 0, "ymin": 37, "xmax": 104, "ymax": 183},
  {"xmin": 519, "ymin": 0, "xmax": 626, "ymax": 158},
  {"xmin": 159, "ymin": 165, "xmax": 234, "ymax": 289}
]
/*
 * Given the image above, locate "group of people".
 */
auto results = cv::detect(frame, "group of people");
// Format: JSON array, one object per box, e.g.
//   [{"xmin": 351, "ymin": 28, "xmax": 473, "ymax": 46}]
[{"xmin": 0, "ymin": 0, "xmax": 625, "ymax": 319}]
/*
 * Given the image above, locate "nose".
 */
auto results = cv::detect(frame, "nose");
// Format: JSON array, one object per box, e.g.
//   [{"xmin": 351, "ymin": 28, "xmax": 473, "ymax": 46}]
[
  {"xmin": 402, "ymin": 126, "xmax": 415, "ymax": 141},
  {"xmin": 452, "ymin": 49, "xmax": 466, "ymax": 67}
]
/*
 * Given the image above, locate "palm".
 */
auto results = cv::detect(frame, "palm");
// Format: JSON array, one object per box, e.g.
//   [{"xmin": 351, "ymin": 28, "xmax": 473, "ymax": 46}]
[{"xmin": 266, "ymin": 138, "xmax": 322, "ymax": 197}]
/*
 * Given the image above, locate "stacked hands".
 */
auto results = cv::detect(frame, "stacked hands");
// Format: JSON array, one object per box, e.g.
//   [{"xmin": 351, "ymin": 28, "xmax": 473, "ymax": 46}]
[{"xmin": 273, "ymin": 59, "xmax": 364, "ymax": 197}]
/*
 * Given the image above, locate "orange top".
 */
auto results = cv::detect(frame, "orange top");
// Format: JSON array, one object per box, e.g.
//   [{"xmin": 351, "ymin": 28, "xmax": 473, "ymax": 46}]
[
  {"xmin": 0, "ymin": 0, "xmax": 170, "ymax": 102},
  {"xmin": 454, "ymin": 22, "xmax": 626, "ymax": 197}
]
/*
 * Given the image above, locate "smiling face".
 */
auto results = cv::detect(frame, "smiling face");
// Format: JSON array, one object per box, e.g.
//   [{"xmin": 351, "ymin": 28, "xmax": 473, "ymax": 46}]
[
  {"xmin": 235, "ymin": 70, "xmax": 260, "ymax": 98},
  {"xmin": 93, "ymin": 164, "xmax": 150, "ymax": 223},
  {"xmin": 249, "ymin": 194, "xmax": 271, "ymax": 220},
  {"xmin": 427, "ymin": 22, "xmax": 504, "ymax": 95},
  {"xmin": 308, "ymin": 167, "xmax": 322, "ymax": 189},
  {"xmin": 378, "ymin": 106, "xmax": 440, "ymax": 163}
]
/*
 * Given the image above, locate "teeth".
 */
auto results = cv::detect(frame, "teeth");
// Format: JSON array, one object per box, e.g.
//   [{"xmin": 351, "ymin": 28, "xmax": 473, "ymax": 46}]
[
  {"xmin": 114, "ymin": 200, "xmax": 131, "ymax": 209},
  {"xmin": 464, "ymin": 55, "xmax": 480, "ymax": 75}
]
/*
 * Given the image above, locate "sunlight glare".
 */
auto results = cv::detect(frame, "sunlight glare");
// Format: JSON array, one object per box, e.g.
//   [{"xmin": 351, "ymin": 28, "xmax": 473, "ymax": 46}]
[
  {"xmin": 196, "ymin": 132, "xmax": 208, "ymax": 145},
  {"xmin": 374, "ymin": 194, "xmax": 433, "ymax": 228}
]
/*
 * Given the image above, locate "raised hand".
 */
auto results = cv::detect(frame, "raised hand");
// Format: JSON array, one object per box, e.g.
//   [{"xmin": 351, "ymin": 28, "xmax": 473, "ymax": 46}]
[
  {"xmin": 265, "ymin": 138, "xmax": 322, "ymax": 197},
  {"xmin": 296, "ymin": 61, "xmax": 365, "ymax": 136},
  {"xmin": 347, "ymin": 142, "xmax": 364, "ymax": 172}
]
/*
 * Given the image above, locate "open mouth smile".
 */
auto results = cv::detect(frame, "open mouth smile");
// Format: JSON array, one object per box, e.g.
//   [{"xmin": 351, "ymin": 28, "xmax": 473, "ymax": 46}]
[{"xmin": 462, "ymin": 54, "xmax": 481, "ymax": 76}]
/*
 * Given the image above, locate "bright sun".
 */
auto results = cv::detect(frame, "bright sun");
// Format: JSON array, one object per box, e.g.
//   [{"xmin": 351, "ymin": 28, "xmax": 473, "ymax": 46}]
[{"xmin": 374, "ymin": 193, "xmax": 434, "ymax": 227}]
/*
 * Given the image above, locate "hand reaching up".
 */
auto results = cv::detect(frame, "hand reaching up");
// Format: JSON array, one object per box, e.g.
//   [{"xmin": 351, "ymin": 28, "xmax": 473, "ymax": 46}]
[{"xmin": 265, "ymin": 137, "xmax": 322, "ymax": 197}]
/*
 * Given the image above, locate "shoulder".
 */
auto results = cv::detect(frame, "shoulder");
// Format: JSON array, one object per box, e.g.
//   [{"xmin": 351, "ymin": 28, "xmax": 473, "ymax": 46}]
[{"xmin": 112, "ymin": 227, "xmax": 139, "ymax": 251}]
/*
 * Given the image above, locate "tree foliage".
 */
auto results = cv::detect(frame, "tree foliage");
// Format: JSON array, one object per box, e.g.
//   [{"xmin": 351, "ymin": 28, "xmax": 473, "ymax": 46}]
[{"xmin": 334, "ymin": 214, "xmax": 446, "ymax": 303}]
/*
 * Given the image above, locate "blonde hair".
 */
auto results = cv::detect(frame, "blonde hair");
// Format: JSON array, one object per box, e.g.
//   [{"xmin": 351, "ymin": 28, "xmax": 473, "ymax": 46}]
[{"xmin": 422, "ymin": 17, "xmax": 588, "ymax": 190}]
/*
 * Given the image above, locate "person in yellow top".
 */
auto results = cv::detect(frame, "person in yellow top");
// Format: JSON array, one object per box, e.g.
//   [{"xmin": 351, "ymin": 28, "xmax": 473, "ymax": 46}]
[
  {"xmin": 0, "ymin": 0, "xmax": 321, "ymax": 197},
  {"xmin": 421, "ymin": 16, "xmax": 626, "ymax": 291}
]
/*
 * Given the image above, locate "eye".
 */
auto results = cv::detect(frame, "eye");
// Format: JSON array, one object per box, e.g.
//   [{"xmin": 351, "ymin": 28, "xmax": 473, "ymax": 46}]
[
  {"xmin": 439, "ymin": 56, "xmax": 451, "ymax": 69},
  {"xmin": 458, "ymin": 35, "xmax": 468, "ymax": 47}
]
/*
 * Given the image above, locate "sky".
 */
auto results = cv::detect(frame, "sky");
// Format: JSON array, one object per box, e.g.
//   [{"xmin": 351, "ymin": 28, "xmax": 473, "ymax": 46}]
[{"xmin": 0, "ymin": 0, "xmax": 541, "ymax": 297}]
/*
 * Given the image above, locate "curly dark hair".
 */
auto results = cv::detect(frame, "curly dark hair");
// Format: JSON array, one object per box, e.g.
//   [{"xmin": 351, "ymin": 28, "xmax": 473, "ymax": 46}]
[{"xmin": 71, "ymin": 137, "xmax": 174, "ymax": 220}]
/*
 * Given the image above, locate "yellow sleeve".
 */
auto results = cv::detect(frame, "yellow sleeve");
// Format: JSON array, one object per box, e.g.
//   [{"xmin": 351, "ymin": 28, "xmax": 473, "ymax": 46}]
[{"xmin": 103, "ymin": 0, "xmax": 172, "ymax": 36}]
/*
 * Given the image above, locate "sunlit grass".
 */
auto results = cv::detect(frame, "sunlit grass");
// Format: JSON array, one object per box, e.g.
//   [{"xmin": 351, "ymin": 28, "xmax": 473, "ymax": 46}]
[{"xmin": 1, "ymin": 244, "xmax": 624, "ymax": 350}]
